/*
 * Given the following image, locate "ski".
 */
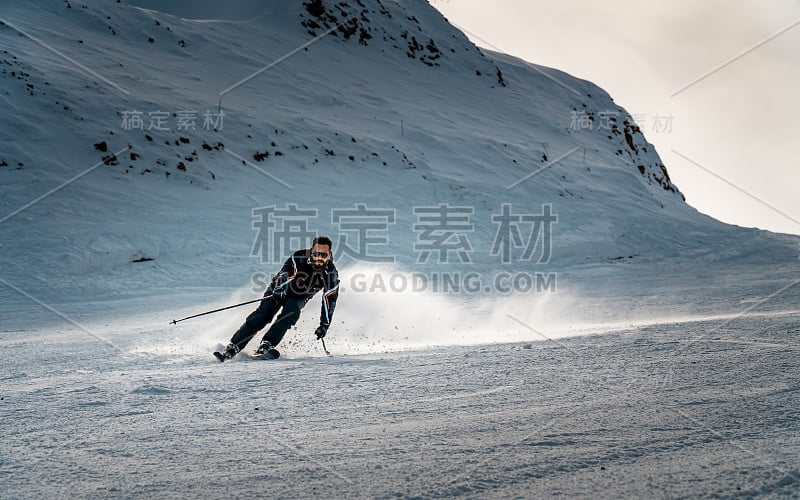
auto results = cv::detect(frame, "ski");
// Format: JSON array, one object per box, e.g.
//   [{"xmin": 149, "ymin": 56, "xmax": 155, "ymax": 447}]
[
  {"xmin": 214, "ymin": 348, "xmax": 280, "ymax": 362},
  {"xmin": 252, "ymin": 348, "xmax": 280, "ymax": 360}
]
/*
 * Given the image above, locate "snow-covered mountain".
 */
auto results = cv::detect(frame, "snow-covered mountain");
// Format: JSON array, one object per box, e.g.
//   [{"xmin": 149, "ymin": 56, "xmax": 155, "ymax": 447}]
[
  {"xmin": 2, "ymin": 0, "xmax": 796, "ymax": 302},
  {"xmin": 0, "ymin": 0, "xmax": 797, "ymax": 341}
]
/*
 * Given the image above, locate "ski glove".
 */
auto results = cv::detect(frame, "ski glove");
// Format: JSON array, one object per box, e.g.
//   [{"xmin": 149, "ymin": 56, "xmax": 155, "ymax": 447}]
[
  {"xmin": 315, "ymin": 325, "xmax": 328, "ymax": 339},
  {"xmin": 269, "ymin": 272, "xmax": 289, "ymax": 299},
  {"xmin": 271, "ymin": 285, "xmax": 287, "ymax": 300}
]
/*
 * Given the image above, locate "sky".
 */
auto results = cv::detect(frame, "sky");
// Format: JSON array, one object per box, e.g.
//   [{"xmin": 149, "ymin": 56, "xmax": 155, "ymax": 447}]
[{"xmin": 432, "ymin": 0, "xmax": 800, "ymax": 236}]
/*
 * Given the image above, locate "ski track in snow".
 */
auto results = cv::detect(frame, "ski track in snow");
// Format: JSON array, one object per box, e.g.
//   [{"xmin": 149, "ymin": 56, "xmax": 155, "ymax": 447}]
[{"xmin": 1, "ymin": 271, "xmax": 798, "ymax": 499}]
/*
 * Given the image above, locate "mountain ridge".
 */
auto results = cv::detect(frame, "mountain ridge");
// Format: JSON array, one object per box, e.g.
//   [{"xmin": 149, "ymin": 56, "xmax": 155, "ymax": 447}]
[{"xmin": 0, "ymin": 0, "xmax": 796, "ymax": 301}]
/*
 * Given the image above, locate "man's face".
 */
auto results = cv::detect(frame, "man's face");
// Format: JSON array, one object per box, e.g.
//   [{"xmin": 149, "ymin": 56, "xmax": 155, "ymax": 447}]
[{"xmin": 310, "ymin": 243, "xmax": 331, "ymax": 268}]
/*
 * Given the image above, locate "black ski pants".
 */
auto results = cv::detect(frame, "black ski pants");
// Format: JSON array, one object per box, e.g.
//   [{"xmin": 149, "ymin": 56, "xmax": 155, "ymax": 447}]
[{"xmin": 229, "ymin": 295, "xmax": 307, "ymax": 350}]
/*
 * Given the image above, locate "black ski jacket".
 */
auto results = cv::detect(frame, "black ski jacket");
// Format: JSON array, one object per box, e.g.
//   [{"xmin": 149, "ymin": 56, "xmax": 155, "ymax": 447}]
[{"xmin": 272, "ymin": 249, "xmax": 340, "ymax": 330}]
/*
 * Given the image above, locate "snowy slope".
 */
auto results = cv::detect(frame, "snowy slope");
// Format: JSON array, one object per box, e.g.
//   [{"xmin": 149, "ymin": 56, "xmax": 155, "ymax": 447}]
[
  {"xmin": 1, "ymin": 0, "xmax": 795, "ymax": 302},
  {"xmin": 1, "ymin": 271, "xmax": 798, "ymax": 498},
  {"xmin": 0, "ymin": 0, "xmax": 796, "ymax": 337},
  {"xmin": 1, "ymin": 1, "xmax": 799, "ymax": 497}
]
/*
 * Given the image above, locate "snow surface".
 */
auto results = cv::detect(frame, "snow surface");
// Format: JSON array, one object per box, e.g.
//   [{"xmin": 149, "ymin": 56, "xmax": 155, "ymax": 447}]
[
  {"xmin": 2, "ymin": 265, "xmax": 799, "ymax": 498},
  {"xmin": 0, "ymin": 0, "xmax": 798, "ymax": 497}
]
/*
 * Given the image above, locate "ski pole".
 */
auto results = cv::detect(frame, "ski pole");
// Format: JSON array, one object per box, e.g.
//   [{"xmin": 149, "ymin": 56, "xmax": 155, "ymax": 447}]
[
  {"xmin": 320, "ymin": 338, "xmax": 331, "ymax": 357},
  {"xmin": 170, "ymin": 295, "xmax": 272, "ymax": 325}
]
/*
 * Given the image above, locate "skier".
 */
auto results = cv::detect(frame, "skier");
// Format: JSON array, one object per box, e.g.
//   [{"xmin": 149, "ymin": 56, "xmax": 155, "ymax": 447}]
[{"xmin": 214, "ymin": 236, "xmax": 340, "ymax": 361}]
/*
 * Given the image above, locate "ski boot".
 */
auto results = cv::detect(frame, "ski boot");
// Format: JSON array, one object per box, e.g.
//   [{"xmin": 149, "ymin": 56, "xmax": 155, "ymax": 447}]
[
  {"xmin": 213, "ymin": 343, "xmax": 240, "ymax": 362},
  {"xmin": 254, "ymin": 340, "xmax": 280, "ymax": 360}
]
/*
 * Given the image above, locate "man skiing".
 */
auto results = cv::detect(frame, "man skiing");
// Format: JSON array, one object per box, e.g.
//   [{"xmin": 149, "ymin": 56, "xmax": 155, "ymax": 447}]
[{"xmin": 214, "ymin": 236, "xmax": 340, "ymax": 361}]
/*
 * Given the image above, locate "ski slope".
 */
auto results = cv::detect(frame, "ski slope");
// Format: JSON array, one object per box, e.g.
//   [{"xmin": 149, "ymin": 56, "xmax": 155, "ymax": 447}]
[
  {"xmin": 2, "ymin": 264, "xmax": 798, "ymax": 498},
  {"xmin": 0, "ymin": 0, "xmax": 798, "ymax": 497}
]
